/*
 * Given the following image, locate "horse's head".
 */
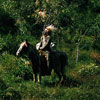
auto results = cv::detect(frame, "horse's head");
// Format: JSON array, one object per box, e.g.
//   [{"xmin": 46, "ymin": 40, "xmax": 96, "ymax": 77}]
[{"xmin": 16, "ymin": 40, "xmax": 30, "ymax": 56}]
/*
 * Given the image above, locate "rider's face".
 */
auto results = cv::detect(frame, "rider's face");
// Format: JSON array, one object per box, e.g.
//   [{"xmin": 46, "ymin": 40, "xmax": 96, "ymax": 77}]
[{"xmin": 45, "ymin": 28, "xmax": 50, "ymax": 33}]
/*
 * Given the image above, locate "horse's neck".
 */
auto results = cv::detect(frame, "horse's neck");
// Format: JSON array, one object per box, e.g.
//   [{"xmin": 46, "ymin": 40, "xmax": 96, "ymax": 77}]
[
  {"xmin": 28, "ymin": 45, "xmax": 39, "ymax": 59},
  {"xmin": 28, "ymin": 45, "xmax": 34, "ymax": 53}
]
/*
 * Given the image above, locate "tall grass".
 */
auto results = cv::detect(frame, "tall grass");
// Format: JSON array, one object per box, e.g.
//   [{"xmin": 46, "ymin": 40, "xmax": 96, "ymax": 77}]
[{"xmin": 0, "ymin": 51, "xmax": 100, "ymax": 100}]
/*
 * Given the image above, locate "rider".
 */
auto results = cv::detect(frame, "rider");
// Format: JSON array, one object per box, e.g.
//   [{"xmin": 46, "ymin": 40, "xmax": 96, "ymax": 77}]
[{"xmin": 38, "ymin": 25, "xmax": 56, "ymax": 68}]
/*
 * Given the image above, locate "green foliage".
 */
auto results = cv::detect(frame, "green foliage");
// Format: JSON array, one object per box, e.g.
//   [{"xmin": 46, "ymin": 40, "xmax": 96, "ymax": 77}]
[
  {"xmin": 0, "ymin": 51, "xmax": 100, "ymax": 100},
  {"xmin": 0, "ymin": 34, "xmax": 39, "ymax": 54},
  {"xmin": 78, "ymin": 50, "xmax": 91, "ymax": 62},
  {"xmin": 0, "ymin": 0, "xmax": 42, "ymax": 35},
  {"xmin": 0, "ymin": 77, "xmax": 21, "ymax": 100},
  {"xmin": 0, "ymin": 0, "xmax": 100, "ymax": 99},
  {"xmin": 0, "ymin": 87, "xmax": 21, "ymax": 100},
  {"xmin": 0, "ymin": 78, "xmax": 7, "ymax": 91},
  {"xmin": 0, "ymin": 8, "xmax": 17, "ymax": 35},
  {"xmin": 78, "ymin": 63, "xmax": 100, "ymax": 77},
  {"xmin": 0, "ymin": 52, "xmax": 33, "ymax": 81}
]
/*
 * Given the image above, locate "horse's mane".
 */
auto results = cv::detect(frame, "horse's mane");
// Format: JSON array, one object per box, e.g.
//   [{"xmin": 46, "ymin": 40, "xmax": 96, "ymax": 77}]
[{"xmin": 28, "ymin": 42, "xmax": 38, "ymax": 55}]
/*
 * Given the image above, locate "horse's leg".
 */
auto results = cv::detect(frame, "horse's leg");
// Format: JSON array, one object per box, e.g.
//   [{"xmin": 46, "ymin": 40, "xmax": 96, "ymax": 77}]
[
  {"xmin": 33, "ymin": 73, "xmax": 35, "ymax": 82},
  {"xmin": 56, "ymin": 71, "xmax": 62, "ymax": 85},
  {"xmin": 62, "ymin": 72, "xmax": 66, "ymax": 82},
  {"xmin": 33, "ymin": 73, "xmax": 37, "ymax": 83},
  {"xmin": 37, "ymin": 73, "xmax": 41, "ymax": 84},
  {"xmin": 61, "ymin": 67, "xmax": 66, "ymax": 81}
]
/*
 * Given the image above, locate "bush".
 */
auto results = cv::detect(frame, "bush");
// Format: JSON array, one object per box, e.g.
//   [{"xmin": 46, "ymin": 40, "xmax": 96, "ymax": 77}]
[
  {"xmin": 0, "ymin": 8, "xmax": 17, "ymax": 35},
  {"xmin": 0, "ymin": 52, "xmax": 33, "ymax": 81},
  {"xmin": 0, "ymin": 33, "xmax": 39, "ymax": 55},
  {"xmin": 78, "ymin": 63, "xmax": 100, "ymax": 77},
  {"xmin": 0, "ymin": 78, "xmax": 21, "ymax": 100},
  {"xmin": 0, "ymin": 78, "xmax": 7, "ymax": 91},
  {"xmin": 0, "ymin": 87, "xmax": 21, "ymax": 100}
]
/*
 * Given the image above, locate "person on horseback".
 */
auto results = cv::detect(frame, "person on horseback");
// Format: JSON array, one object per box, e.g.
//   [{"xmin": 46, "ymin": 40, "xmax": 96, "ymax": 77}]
[{"xmin": 37, "ymin": 25, "xmax": 57, "ymax": 68}]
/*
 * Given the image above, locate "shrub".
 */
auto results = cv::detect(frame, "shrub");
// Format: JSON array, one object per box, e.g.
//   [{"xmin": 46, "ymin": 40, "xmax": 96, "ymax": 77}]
[
  {"xmin": 0, "ymin": 87, "xmax": 21, "ymax": 100},
  {"xmin": 0, "ymin": 8, "xmax": 17, "ymax": 35},
  {"xmin": 78, "ymin": 63, "xmax": 100, "ymax": 77},
  {"xmin": 0, "ymin": 52, "xmax": 33, "ymax": 81},
  {"xmin": 0, "ymin": 78, "xmax": 7, "ymax": 91}
]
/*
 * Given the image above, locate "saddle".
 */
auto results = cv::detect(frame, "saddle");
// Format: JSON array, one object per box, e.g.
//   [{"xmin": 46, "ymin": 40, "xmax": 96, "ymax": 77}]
[{"xmin": 38, "ymin": 50, "xmax": 58, "ymax": 60}]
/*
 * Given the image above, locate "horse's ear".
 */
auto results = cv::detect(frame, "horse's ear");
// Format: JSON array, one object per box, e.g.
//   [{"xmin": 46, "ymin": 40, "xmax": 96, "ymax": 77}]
[
  {"xmin": 25, "ymin": 39, "xmax": 30, "ymax": 47},
  {"xmin": 26, "ymin": 39, "xmax": 28, "ymax": 44}
]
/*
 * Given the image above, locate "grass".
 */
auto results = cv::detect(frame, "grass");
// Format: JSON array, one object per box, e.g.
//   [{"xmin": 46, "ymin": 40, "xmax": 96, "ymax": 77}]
[{"xmin": 0, "ymin": 53, "xmax": 100, "ymax": 100}]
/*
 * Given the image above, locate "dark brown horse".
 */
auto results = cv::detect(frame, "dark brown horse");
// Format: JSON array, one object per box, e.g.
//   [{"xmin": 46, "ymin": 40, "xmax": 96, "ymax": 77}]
[{"xmin": 16, "ymin": 40, "xmax": 68, "ymax": 83}]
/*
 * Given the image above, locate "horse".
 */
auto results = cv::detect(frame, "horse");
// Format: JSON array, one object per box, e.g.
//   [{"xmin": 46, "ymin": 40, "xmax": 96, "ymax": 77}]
[{"xmin": 16, "ymin": 40, "xmax": 68, "ymax": 84}]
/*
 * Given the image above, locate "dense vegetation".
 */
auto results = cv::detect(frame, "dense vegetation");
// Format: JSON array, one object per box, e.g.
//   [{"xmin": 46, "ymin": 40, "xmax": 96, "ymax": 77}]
[{"xmin": 0, "ymin": 0, "xmax": 100, "ymax": 100}]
